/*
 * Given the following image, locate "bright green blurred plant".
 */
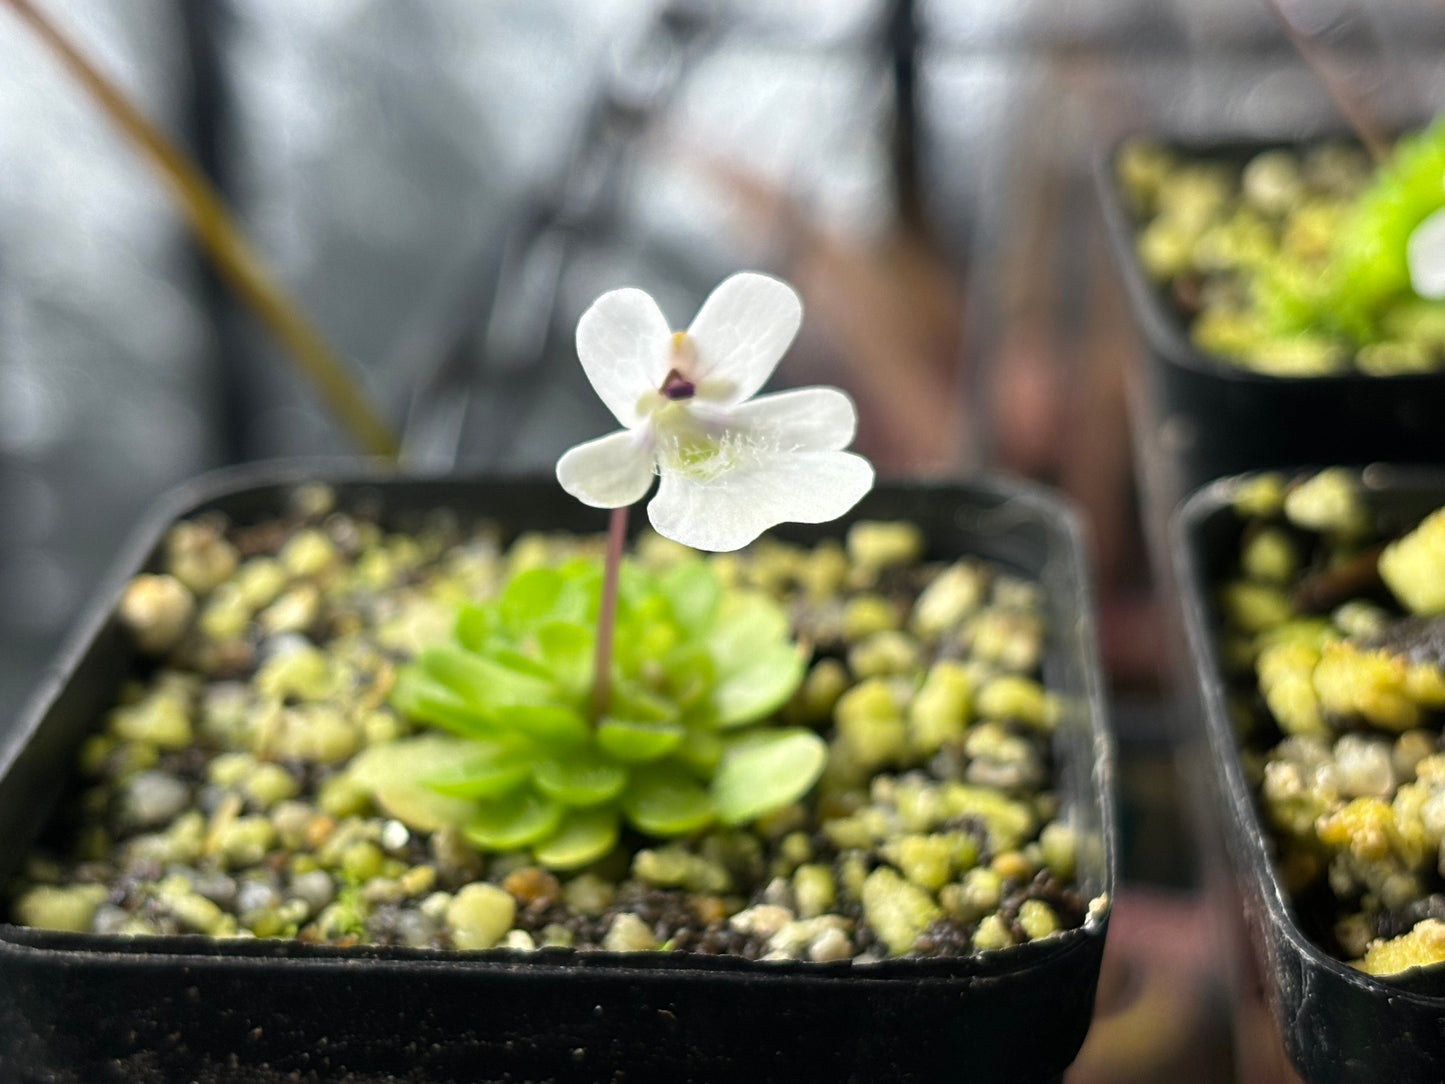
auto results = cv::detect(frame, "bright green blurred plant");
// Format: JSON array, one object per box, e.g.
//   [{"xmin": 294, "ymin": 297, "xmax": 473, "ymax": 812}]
[{"xmin": 1255, "ymin": 114, "xmax": 1445, "ymax": 347}]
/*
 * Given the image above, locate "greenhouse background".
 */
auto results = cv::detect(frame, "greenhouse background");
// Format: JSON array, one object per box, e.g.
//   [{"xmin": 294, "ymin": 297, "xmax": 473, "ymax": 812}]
[{"xmin": 3, "ymin": 2, "xmax": 1445, "ymax": 1078}]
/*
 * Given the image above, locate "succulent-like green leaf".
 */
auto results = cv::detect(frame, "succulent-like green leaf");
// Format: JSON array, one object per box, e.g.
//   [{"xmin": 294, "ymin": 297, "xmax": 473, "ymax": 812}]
[
  {"xmin": 712, "ymin": 641, "xmax": 806, "ymax": 728},
  {"xmin": 535, "ymin": 621, "xmax": 593, "ymax": 698},
  {"xmin": 499, "ymin": 567, "xmax": 566, "ymax": 630},
  {"xmin": 608, "ymin": 679, "xmax": 681, "ymax": 725},
  {"xmin": 416, "ymin": 645, "xmax": 555, "ymax": 709},
  {"xmin": 454, "ymin": 602, "xmax": 495, "ymax": 652},
  {"xmin": 390, "ymin": 669, "xmax": 496, "ymax": 736},
  {"xmin": 386, "ymin": 552, "xmax": 823, "ymax": 866},
  {"xmin": 347, "ymin": 735, "xmax": 480, "ymax": 830},
  {"xmin": 708, "ymin": 591, "xmax": 789, "ymax": 671},
  {"xmin": 597, "ymin": 717, "xmax": 685, "ymax": 762},
  {"xmin": 494, "ymin": 704, "xmax": 590, "ymax": 747},
  {"xmin": 659, "ymin": 559, "xmax": 720, "ymax": 634},
  {"xmin": 616, "ymin": 562, "xmax": 665, "ymax": 616},
  {"xmin": 348, "ymin": 733, "xmax": 471, "ymax": 787},
  {"xmin": 633, "ymin": 619, "xmax": 681, "ymax": 665},
  {"xmin": 657, "ymin": 644, "xmax": 714, "ymax": 711},
  {"xmin": 623, "ymin": 769, "xmax": 714, "ymax": 835},
  {"xmin": 371, "ymin": 786, "xmax": 479, "ymax": 833},
  {"xmin": 533, "ymin": 806, "xmax": 620, "ymax": 869},
  {"xmin": 465, "ymin": 789, "xmax": 564, "ymax": 850},
  {"xmin": 712, "ymin": 728, "xmax": 827, "ymax": 825},
  {"xmin": 425, "ymin": 738, "xmax": 535, "ymax": 798},
  {"xmin": 532, "ymin": 751, "xmax": 629, "ymax": 806},
  {"xmin": 675, "ymin": 725, "xmax": 723, "ymax": 776},
  {"xmin": 489, "ymin": 647, "xmax": 559, "ymax": 683}
]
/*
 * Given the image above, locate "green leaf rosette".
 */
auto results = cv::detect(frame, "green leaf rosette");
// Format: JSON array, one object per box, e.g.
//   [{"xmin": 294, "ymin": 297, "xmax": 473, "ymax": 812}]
[{"xmin": 352, "ymin": 557, "xmax": 820, "ymax": 868}]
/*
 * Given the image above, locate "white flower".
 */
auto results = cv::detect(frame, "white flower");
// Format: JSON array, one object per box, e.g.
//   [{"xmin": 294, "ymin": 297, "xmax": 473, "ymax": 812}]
[
  {"xmin": 556, "ymin": 271, "xmax": 875, "ymax": 552},
  {"xmin": 1408, "ymin": 172, "xmax": 1445, "ymax": 300}
]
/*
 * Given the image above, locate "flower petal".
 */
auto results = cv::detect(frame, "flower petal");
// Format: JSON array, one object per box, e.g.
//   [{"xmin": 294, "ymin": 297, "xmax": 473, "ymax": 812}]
[
  {"xmin": 685, "ymin": 272, "xmax": 803, "ymax": 406},
  {"xmin": 1409, "ymin": 204, "xmax": 1445, "ymax": 300},
  {"xmin": 556, "ymin": 429, "xmax": 657, "ymax": 509},
  {"xmin": 719, "ymin": 386, "xmax": 859, "ymax": 452},
  {"xmin": 648, "ymin": 449, "xmax": 874, "ymax": 552},
  {"xmin": 576, "ymin": 288, "xmax": 674, "ymax": 427}
]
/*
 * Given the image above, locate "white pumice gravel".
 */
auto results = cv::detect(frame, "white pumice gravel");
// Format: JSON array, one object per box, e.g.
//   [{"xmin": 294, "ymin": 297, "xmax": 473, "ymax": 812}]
[{"xmin": 7, "ymin": 488, "xmax": 1088, "ymax": 964}]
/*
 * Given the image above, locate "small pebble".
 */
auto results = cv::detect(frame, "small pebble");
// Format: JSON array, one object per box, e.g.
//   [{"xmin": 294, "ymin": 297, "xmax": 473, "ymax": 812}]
[
  {"xmin": 119, "ymin": 770, "xmax": 190, "ymax": 829},
  {"xmin": 447, "ymin": 883, "xmax": 515, "ymax": 951},
  {"xmin": 603, "ymin": 912, "xmax": 657, "ymax": 952}
]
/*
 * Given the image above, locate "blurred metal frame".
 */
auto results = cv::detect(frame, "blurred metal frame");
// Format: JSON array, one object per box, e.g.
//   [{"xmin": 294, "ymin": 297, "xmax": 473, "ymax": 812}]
[{"xmin": 393, "ymin": 0, "xmax": 723, "ymax": 471}]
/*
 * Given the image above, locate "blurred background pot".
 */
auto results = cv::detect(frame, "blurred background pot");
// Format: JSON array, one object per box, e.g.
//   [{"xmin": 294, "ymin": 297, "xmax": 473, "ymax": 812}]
[
  {"xmin": 1099, "ymin": 132, "xmax": 1445, "ymax": 494},
  {"xmin": 1174, "ymin": 466, "xmax": 1445, "ymax": 1084}
]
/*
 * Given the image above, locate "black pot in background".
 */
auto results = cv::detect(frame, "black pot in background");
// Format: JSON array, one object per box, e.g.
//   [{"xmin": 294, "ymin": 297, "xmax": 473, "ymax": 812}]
[
  {"xmin": 1175, "ymin": 466, "xmax": 1445, "ymax": 1084},
  {"xmin": 1097, "ymin": 134, "xmax": 1445, "ymax": 495},
  {"xmin": 0, "ymin": 461, "xmax": 1116, "ymax": 1084}
]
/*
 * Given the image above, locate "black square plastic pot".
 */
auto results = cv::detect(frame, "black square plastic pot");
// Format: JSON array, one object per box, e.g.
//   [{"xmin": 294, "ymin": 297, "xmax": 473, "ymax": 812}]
[
  {"xmin": 1097, "ymin": 133, "xmax": 1445, "ymax": 493},
  {"xmin": 0, "ymin": 462, "xmax": 1115, "ymax": 1084},
  {"xmin": 1175, "ymin": 466, "xmax": 1445, "ymax": 1084}
]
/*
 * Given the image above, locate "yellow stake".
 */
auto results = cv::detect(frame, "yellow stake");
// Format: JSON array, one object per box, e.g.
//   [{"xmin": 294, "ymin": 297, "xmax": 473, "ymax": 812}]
[{"xmin": 3, "ymin": 0, "xmax": 400, "ymax": 459}]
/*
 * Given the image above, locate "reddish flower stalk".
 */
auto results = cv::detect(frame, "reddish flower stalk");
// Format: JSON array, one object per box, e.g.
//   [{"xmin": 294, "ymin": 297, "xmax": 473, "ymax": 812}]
[
  {"xmin": 0, "ymin": 0, "xmax": 398, "ymax": 457},
  {"xmin": 591, "ymin": 504, "xmax": 629, "ymax": 721}
]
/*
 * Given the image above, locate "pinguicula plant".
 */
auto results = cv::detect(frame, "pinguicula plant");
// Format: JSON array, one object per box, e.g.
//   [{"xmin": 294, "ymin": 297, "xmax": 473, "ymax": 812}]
[{"xmin": 352, "ymin": 272, "xmax": 874, "ymax": 870}]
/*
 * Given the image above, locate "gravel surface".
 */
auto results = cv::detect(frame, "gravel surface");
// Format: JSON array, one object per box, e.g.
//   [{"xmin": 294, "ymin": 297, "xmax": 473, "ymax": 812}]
[{"xmin": 9, "ymin": 484, "xmax": 1089, "ymax": 963}]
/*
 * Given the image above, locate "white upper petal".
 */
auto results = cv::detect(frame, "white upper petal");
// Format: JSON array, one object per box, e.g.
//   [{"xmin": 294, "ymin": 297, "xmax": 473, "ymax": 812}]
[
  {"xmin": 1409, "ymin": 205, "xmax": 1445, "ymax": 300},
  {"xmin": 720, "ymin": 386, "xmax": 859, "ymax": 452},
  {"xmin": 555, "ymin": 428, "xmax": 657, "ymax": 509},
  {"xmin": 685, "ymin": 272, "xmax": 803, "ymax": 406},
  {"xmin": 647, "ymin": 449, "xmax": 875, "ymax": 552},
  {"xmin": 576, "ymin": 288, "xmax": 674, "ymax": 427}
]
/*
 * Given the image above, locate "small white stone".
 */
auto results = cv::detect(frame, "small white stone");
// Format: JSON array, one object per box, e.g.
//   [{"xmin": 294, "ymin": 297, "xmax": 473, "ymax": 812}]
[
  {"xmin": 393, "ymin": 909, "xmax": 439, "ymax": 949},
  {"xmin": 768, "ymin": 915, "xmax": 850, "ymax": 959},
  {"xmin": 288, "ymin": 870, "xmax": 335, "ymax": 914},
  {"xmin": 729, "ymin": 904, "xmax": 792, "ymax": 939},
  {"xmin": 503, "ymin": 929, "xmax": 536, "ymax": 951},
  {"xmin": 765, "ymin": 921, "xmax": 812, "ymax": 958},
  {"xmin": 1334, "ymin": 734, "xmax": 1395, "ymax": 798},
  {"xmin": 603, "ymin": 912, "xmax": 657, "ymax": 952},
  {"xmin": 92, "ymin": 903, "xmax": 131, "ymax": 936},
  {"xmin": 1086, "ymin": 893, "xmax": 1110, "ymax": 924},
  {"xmin": 808, "ymin": 926, "xmax": 853, "ymax": 963},
  {"xmin": 234, "ymin": 878, "xmax": 280, "ymax": 917},
  {"xmin": 121, "ymin": 770, "xmax": 190, "ymax": 828},
  {"xmin": 381, "ymin": 819, "xmax": 411, "ymax": 852},
  {"xmin": 1422, "ymin": 790, "xmax": 1445, "ymax": 843},
  {"xmin": 761, "ymin": 877, "xmax": 794, "ymax": 908},
  {"xmin": 446, "ymin": 883, "xmax": 515, "ymax": 951}
]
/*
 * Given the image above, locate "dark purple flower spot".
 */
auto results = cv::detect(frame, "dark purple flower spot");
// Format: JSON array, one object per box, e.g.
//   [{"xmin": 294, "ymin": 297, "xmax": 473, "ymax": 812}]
[{"xmin": 661, "ymin": 368, "xmax": 696, "ymax": 400}]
